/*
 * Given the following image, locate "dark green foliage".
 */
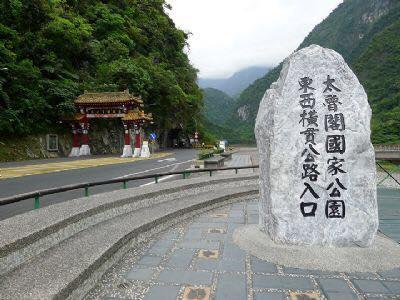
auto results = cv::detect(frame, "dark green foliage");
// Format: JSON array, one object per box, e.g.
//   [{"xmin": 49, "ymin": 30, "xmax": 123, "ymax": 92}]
[
  {"xmin": 202, "ymin": 88, "xmax": 234, "ymax": 126},
  {"xmin": 226, "ymin": 0, "xmax": 400, "ymax": 144},
  {"xmin": 0, "ymin": 0, "xmax": 202, "ymax": 138},
  {"xmin": 355, "ymin": 18, "xmax": 400, "ymax": 144}
]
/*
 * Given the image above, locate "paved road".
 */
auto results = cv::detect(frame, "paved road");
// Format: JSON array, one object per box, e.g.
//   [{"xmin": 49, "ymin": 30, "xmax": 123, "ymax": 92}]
[{"xmin": 0, "ymin": 149, "xmax": 198, "ymax": 220}]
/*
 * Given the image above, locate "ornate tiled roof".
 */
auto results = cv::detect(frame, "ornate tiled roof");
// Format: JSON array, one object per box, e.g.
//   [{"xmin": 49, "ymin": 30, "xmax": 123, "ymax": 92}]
[
  {"xmin": 75, "ymin": 89, "xmax": 143, "ymax": 105},
  {"xmin": 122, "ymin": 108, "xmax": 153, "ymax": 122}
]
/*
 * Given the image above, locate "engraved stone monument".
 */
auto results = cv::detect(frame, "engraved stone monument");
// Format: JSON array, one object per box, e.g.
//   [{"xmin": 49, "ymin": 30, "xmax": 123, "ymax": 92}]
[{"xmin": 255, "ymin": 44, "xmax": 378, "ymax": 247}]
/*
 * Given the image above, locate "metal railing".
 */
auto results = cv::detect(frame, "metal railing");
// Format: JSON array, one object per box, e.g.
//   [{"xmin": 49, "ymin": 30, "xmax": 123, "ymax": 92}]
[
  {"xmin": 0, "ymin": 165, "xmax": 259, "ymax": 209},
  {"xmin": 376, "ymin": 161, "xmax": 400, "ymax": 187},
  {"xmin": 374, "ymin": 144, "xmax": 400, "ymax": 152}
]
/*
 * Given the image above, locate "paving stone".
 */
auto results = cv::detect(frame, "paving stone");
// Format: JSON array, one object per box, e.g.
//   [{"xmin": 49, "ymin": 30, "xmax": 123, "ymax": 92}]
[
  {"xmin": 318, "ymin": 278, "xmax": 354, "ymax": 293},
  {"xmin": 247, "ymin": 207, "xmax": 259, "ymax": 213},
  {"xmin": 137, "ymin": 255, "xmax": 163, "ymax": 267},
  {"xmin": 144, "ymin": 285, "xmax": 181, "ymax": 300},
  {"xmin": 178, "ymin": 240, "xmax": 220, "ymax": 250},
  {"xmin": 382, "ymin": 281, "xmax": 400, "ymax": 294},
  {"xmin": 218, "ymin": 258, "xmax": 245, "ymax": 272},
  {"xmin": 207, "ymin": 228, "xmax": 226, "ymax": 234},
  {"xmin": 189, "ymin": 222, "xmax": 228, "ymax": 229},
  {"xmin": 216, "ymin": 273, "xmax": 246, "ymax": 300},
  {"xmin": 351, "ymin": 279, "xmax": 391, "ymax": 294},
  {"xmin": 196, "ymin": 259, "xmax": 219, "ymax": 271},
  {"xmin": 198, "ymin": 249, "xmax": 219, "ymax": 259},
  {"xmin": 248, "ymin": 214, "xmax": 259, "ymax": 224},
  {"xmin": 284, "ymin": 267, "xmax": 339, "ymax": 277},
  {"xmin": 253, "ymin": 274, "xmax": 314, "ymax": 290},
  {"xmin": 222, "ymin": 243, "xmax": 246, "ymax": 261},
  {"xmin": 183, "ymin": 228, "xmax": 203, "ymax": 240},
  {"xmin": 254, "ymin": 292, "xmax": 286, "ymax": 300},
  {"xmin": 166, "ymin": 249, "xmax": 195, "ymax": 268},
  {"xmin": 283, "ymin": 267, "xmax": 311, "ymax": 275},
  {"xmin": 204, "ymin": 232, "xmax": 226, "ymax": 241},
  {"xmin": 160, "ymin": 231, "xmax": 179, "ymax": 240},
  {"xmin": 231, "ymin": 204, "xmax": 245, "ymax": 210},
  {"xmin": 324, "ymin": 292, "xmax": 358, "ymax": 300},
  {"xmin": 379, "ymin": 268, "xmax": 400, "ymax": 279},
  {"xmin": 125, "ymin": 267, "xmax": 155, "ymax": 281},
  {"xmin": 182, "ymin": 286, "xmax": 211, "ymax": 300},
  {"xmin": 227, "ymin": 223, "xmax": 241, "ymax": 234},
  {"xmin": 251, "ymin": 256, "xmax": 277, "ymax": 273},
  {"xmin": 230, "ymin": 208, "xmax": 244, "ymax": 214},
  {"xmin": 152, "ymin": 238, "xmax": 175, "ymax": 249},
  {"xmin": 289, "ymin": 291, "xmax": 322, "ymax": 300},
  {"xmin": 228, "ymin": 217, "xmax": 245, "ymax": 224},
  {"xmin": 197, "ymin": 217, "xmax": 227, "ymax": 224},
  {"xmin": 157, "ymin": 270, "xmax": 213, "ymax": 285},
  {"xmin": 146, "ymin": 245, "xmax": 170, "ymax": 256},
  {"xmin": 103, "ymin": 297, "xmax": 129, "ymax": 300},
  {"xmin": 345, "ymin": 272, "xmax": 379, "ymax": 279}
]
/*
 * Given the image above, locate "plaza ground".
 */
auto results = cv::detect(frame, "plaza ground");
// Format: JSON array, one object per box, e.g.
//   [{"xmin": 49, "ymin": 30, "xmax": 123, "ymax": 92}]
[{"xmin": 86, "ymin": 197, "xmax": 400, "ymax": 300}]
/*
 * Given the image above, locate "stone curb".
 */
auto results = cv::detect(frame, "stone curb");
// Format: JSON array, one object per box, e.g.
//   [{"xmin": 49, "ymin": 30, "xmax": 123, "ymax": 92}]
[
  {"xmin": 0, "ymin": 186, "xmax": 259, "ymax": 299},
  {"xmin": 0, "ymin": 174, "xmax": 258, "ymax": 275}
]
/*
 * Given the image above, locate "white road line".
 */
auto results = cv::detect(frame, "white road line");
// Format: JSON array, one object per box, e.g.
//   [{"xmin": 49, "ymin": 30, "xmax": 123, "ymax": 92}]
[
  {"xmin": 140, "ymin": 174, "xmax": 176, "ymax": 186},
  {"xmin": 116, "ymin": 159, "xmax": 194, "ymax": 179},
  {"xmin": 139, "ymin": 162, "xmax": 183, "ymax": 187},
  {"xmin": 157, "ymin": 158, "xmax": 177, "ymax": 162}
]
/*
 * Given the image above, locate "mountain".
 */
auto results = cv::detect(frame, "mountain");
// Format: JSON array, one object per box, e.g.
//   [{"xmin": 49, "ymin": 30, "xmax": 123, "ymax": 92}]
[
  {"xmin": 202, "ymin": 88, "xmax": 234, "ymax": 126},
  {"xmin": 198, "ymin": 66, "xmax": 271, "ymax": 97},
  {"xmin": 225, "ymin": 0, "xmax": 400, "ymax": 144},
  {"xmin": 354, "ymin": 13, "xmax": 400, "ymax": 144}
]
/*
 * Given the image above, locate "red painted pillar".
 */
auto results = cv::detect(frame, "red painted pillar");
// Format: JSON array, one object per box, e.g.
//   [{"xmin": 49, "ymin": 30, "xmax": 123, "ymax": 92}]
[
  {"xmin": 123, "ymin": 123, "xmax": 130, "ymax": 145},
  {"xmin": 72, "ymin": 124, "xmax": 80, "ymax": 148},
  {"xmin": 69, "ymin": 123, "xmax": 81, "ymax": 157},
  {"xmin": 135, "ymin": 125, "xmax": 141, "ymax": 148},
  {"xmin": 81, "ymin": 122, "xmax": 89, "ymax": 145}
]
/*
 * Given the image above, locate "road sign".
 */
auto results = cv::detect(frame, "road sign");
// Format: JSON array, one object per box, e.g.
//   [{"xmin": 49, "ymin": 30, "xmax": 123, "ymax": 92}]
[{"xmin": 149, "ymin": 133, "xmax": 157, "ymax": 141}]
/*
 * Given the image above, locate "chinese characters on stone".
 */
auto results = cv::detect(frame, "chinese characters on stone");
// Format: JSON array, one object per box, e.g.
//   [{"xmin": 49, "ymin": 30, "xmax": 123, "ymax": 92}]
[
  {"xmin": 298, "ymin": 77, "xmax": 320, "ymax": 217},
  {"xmin": 298, "ymin": 75, "xmax": 347, "ymax": 219},
  {"xmin": 324, "ymin": 75, "xmax": 347, "ymax": 219}
]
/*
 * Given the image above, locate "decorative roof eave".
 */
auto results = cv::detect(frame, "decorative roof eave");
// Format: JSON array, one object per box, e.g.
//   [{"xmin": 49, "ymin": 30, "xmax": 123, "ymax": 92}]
[
  {"xmin": 74, "ymin": 89, "xmax": 143, "ymax": 106},
  {"xmin": 62, "ymin": 113, "xmax": 86, "ymax": 121},
  {"xmin": 122, "ymin": 110, "xmax": 153, "ymax": 122}
]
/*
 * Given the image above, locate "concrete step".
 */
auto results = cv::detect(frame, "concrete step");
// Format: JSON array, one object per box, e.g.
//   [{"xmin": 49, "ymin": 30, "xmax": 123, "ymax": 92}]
[
  {"xmin": 0, "ymin": 173, "xmax": 258, "ymax": 276},
  {"xmin": 0, "ymin": 184, "xmax": 259, "ymax": 299}
]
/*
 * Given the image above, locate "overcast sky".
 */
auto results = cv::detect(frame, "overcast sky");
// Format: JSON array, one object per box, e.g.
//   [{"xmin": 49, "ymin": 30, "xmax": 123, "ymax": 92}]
[{"xmin": 166, "ymin": 0, "xmax": 343, "ymax": 78}]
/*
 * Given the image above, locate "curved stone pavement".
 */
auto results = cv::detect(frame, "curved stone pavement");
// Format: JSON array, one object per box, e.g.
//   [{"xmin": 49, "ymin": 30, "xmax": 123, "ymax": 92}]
[{"xmin": 85, "ymin": 197, "xmax": 400, "ymax": 300}]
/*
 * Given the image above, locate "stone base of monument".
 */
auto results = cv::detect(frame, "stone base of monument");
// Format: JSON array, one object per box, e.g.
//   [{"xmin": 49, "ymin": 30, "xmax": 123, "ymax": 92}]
[
  {"xmin": 233, "ymin": 224, "xmax": 400, "ymax": 273},
  {"xmin": 79, "ymin": 145, "xmax": 91, "ymax": 156},
  {"xmin": 68, "ymin": 147, "xmax": 80, "ymax": 157},
  {"xmin": 121, "ymin": 145, "xmax": 133, "ymax": 158}
]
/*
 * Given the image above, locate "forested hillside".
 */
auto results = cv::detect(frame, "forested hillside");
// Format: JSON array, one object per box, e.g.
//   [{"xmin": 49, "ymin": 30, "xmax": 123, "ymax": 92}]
[
  {"xmin": 202, "ymin": 88, "xmax": 234, "ymax": 126},
  {"xmin": 0, "ymin": 0, "xmax": 202, "ymax": 142},
  {"xmin": 225, "ymin": 0, "xmax": 400, "ymax": 144}
]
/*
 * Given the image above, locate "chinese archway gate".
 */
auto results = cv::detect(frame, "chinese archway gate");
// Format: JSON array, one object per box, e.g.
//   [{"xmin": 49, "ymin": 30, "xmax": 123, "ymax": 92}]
[{"xmin": 66, "ymin": 90, "xmax": 152, "ymax": 158}]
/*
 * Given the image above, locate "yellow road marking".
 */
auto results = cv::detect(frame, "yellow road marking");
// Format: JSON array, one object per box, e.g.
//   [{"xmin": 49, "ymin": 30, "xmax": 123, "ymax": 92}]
[{"xmin": 0, "ymin": 153, "xmax": 172, "ymax": 180}]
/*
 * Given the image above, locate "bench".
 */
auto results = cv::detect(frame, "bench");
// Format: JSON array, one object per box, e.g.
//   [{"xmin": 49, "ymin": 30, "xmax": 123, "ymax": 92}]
[{"xmin": 204, "ymin": 156, "xmax": 225, "ymax": 169}]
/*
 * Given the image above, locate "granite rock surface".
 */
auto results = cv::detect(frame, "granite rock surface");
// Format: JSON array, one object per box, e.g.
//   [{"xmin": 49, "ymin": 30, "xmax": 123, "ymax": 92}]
[{"xmin": 255, "ymin": 44, "xmax": 378, "ymax": 247}]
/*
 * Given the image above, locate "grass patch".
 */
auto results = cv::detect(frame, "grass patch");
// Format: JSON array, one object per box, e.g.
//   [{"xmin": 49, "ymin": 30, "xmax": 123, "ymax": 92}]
[{"xmin": 376, "ymin": 161, "xmax": 400, "ymax": 174}]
